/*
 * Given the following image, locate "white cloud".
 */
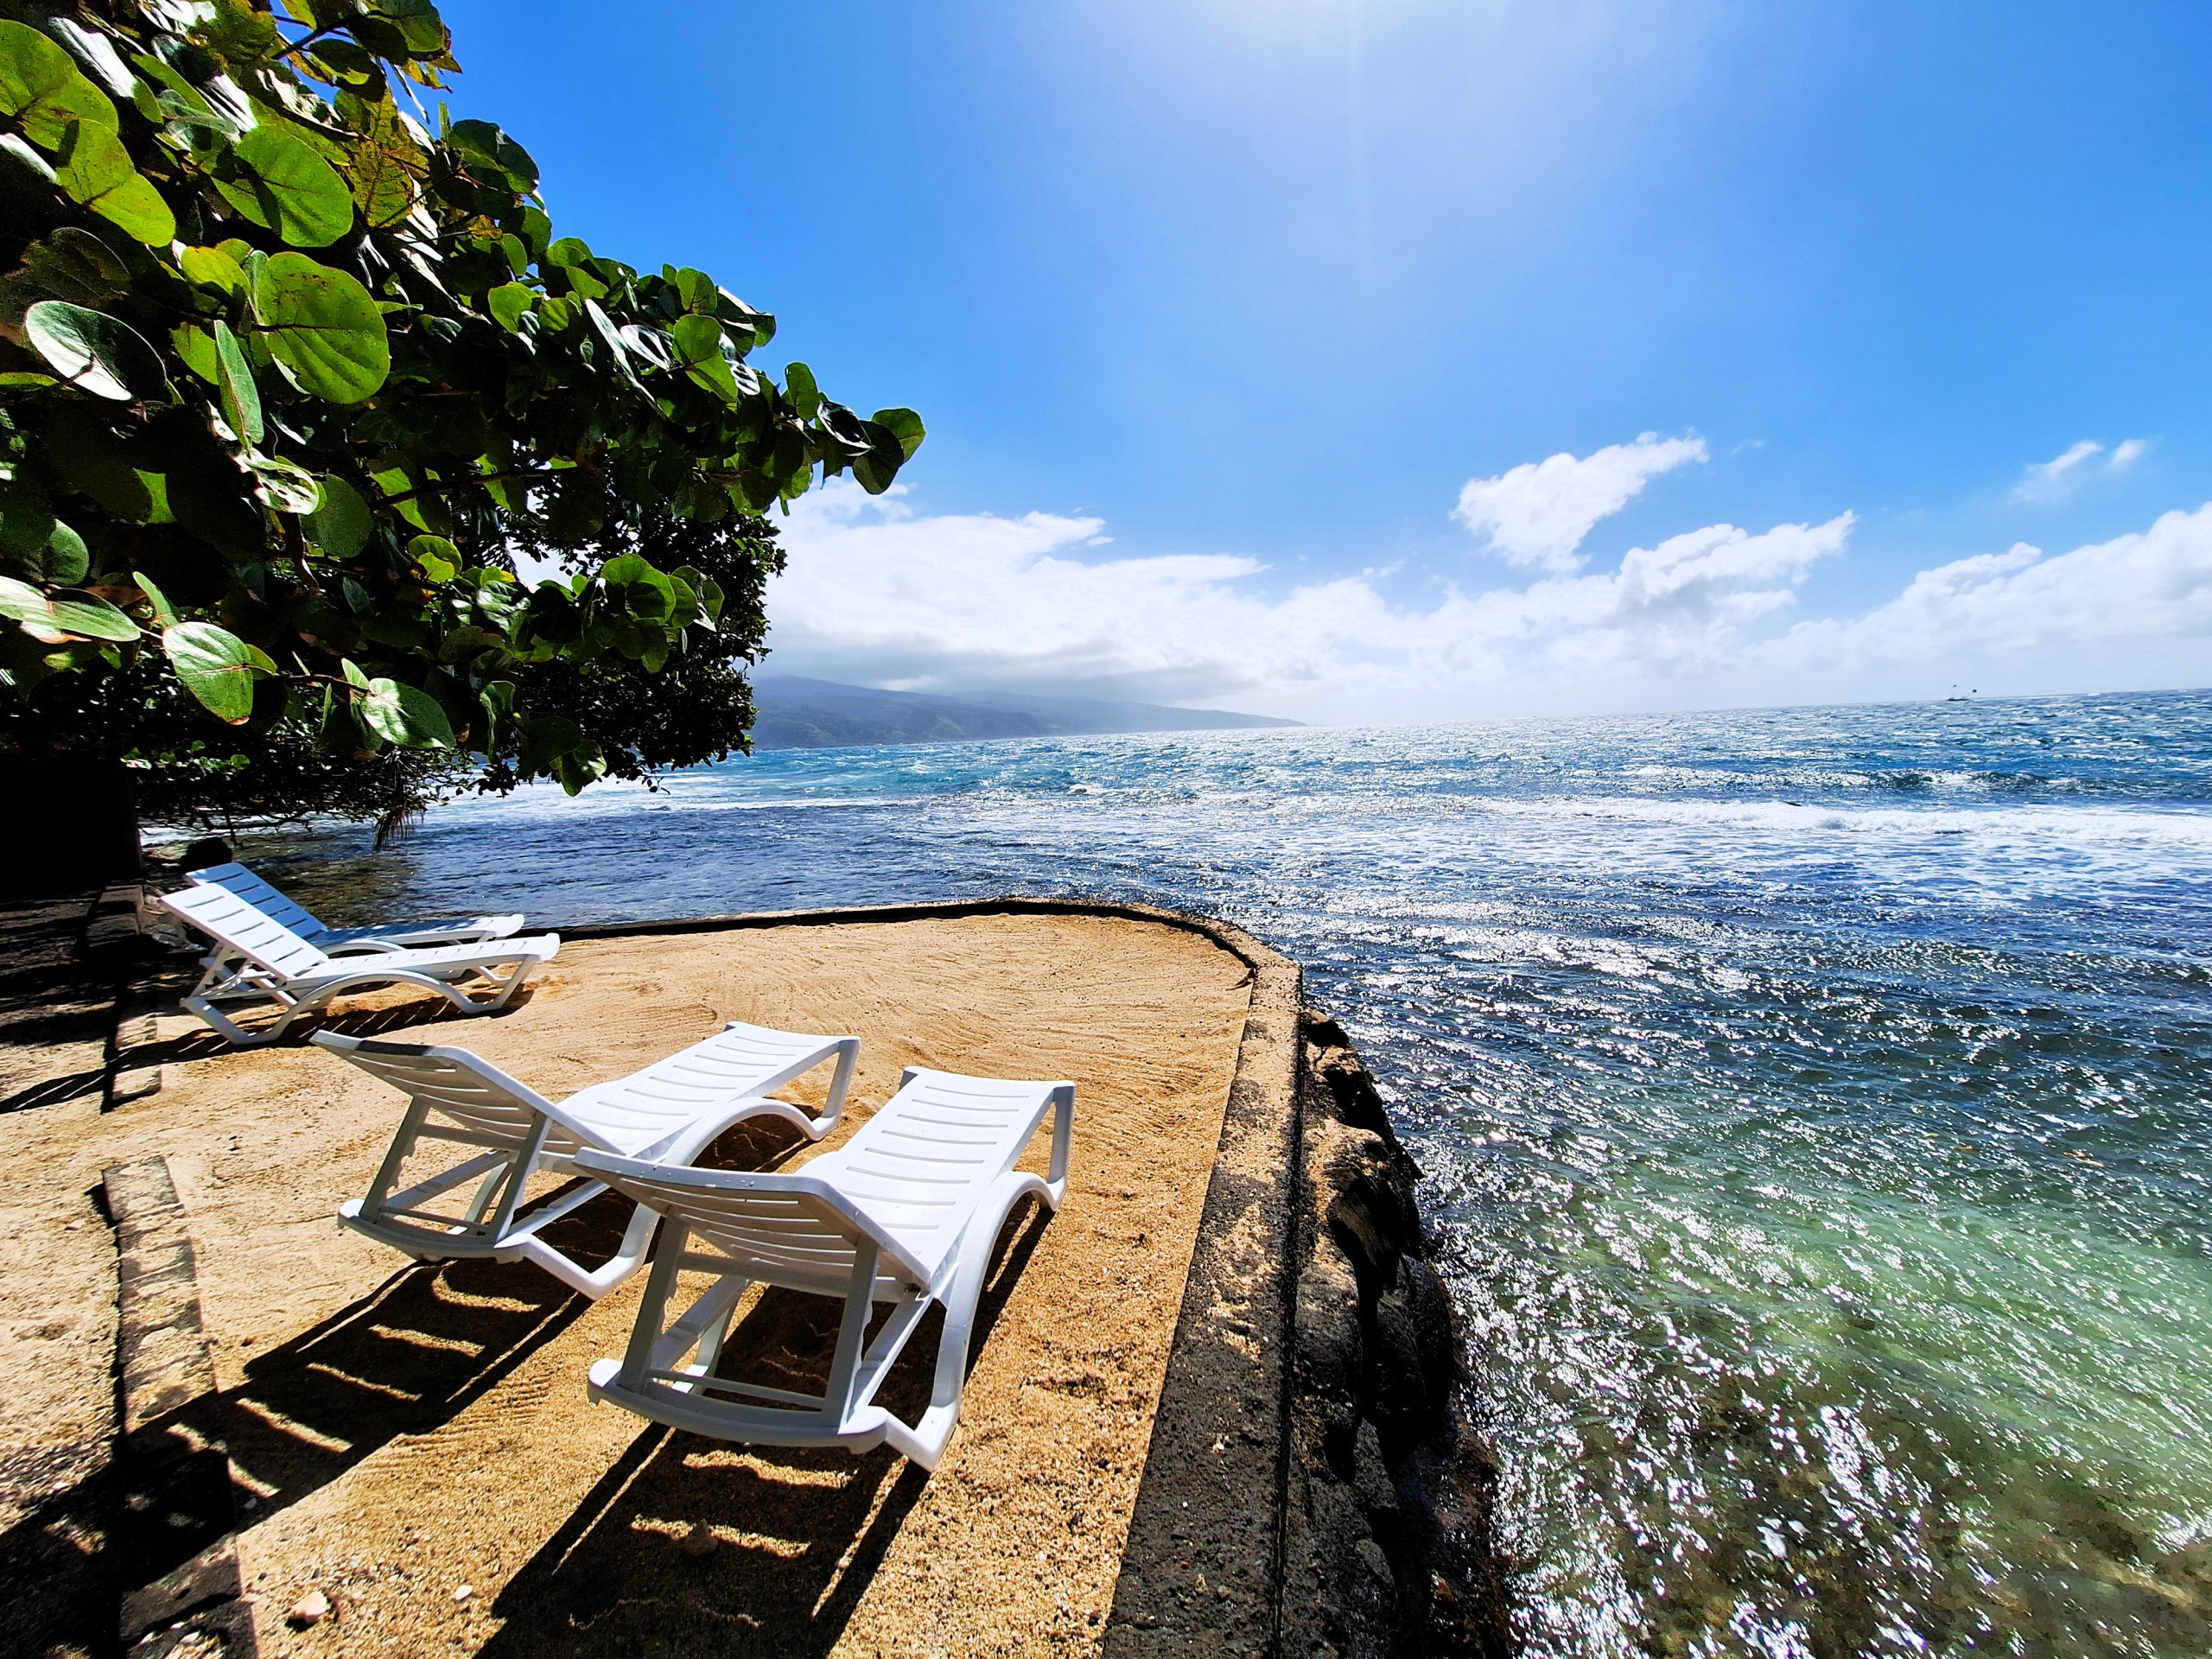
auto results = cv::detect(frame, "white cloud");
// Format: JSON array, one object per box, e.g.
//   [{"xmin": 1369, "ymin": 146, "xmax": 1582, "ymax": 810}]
[
  {"xmin": 764, "ymin": 477, "xmax": 1845, "ymax": 721},
  {"xmin": 2009, "ymin": 437, "xmax": 2151, "ymax": 504},
  {"xmin": 1452, "ymin": 432, "xmax": 1707, "ymax": 573},
  {"xmin": 1770, "ymin": 505, "xmax": 2212, "ymax": 671},
  {"xmin": 761, "ymin": 446, "xmax": 2212, "ymax": 726}
]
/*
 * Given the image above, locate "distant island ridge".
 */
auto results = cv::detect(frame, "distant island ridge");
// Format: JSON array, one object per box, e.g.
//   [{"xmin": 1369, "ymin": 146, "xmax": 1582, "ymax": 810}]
[{"xmin": 749, "ymin": 675, "xmax": 1300, "ymax": 751}]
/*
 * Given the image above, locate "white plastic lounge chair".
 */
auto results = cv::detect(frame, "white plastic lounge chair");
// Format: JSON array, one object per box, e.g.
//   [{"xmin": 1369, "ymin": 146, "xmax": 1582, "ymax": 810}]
[
  {"xmin": 160, "ymin": 882, "xmax": 558, "ymax": 1046},
  {"xmin": 186, "ymin": 861, "xmax": 525, "ymax": 954},
  {"xmin": 578, "ymin": 1065, "xmax": 1075, "ymax": 1471},
  {"xmin": 318, "ymin": 1022, "xmax": 861, "ymax": 1298}
]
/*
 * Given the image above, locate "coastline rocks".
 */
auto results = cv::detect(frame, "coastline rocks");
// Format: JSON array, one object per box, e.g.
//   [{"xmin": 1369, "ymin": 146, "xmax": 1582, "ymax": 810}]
[{"xmin": 1283, "ymin": 1013, "xmax": 1510, "ymax": 1658}]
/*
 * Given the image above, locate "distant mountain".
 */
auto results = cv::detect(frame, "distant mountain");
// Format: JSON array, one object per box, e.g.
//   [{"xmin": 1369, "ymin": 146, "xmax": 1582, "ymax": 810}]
[{"xmin": 749, "ymin": 676, "xmax": 1300, "ymax": 751}]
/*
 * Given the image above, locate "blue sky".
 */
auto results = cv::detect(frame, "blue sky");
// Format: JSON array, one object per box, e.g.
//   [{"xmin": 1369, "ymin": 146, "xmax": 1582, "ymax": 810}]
[{"xmin": 443, "ymin": 1, "xmax": 2212, "ymax": 721}]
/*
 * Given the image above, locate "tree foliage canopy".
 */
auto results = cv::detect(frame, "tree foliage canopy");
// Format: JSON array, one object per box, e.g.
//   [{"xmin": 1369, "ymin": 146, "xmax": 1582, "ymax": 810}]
[{"xmin": 0, "ymin": 0, "xmax": 919, "ymax": 815}]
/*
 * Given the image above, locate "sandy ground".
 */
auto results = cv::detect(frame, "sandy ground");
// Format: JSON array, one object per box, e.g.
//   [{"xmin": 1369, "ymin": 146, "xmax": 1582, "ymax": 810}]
[{"xmin": 2, "ymin": 912, "xmax": 1254, "ymax": 1657}]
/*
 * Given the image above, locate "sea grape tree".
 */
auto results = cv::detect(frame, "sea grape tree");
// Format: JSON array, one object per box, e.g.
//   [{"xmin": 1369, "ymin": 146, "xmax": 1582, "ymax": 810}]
[{"xmin": 0, "ymin": 0, "xmax": 920, "ymax": 812}]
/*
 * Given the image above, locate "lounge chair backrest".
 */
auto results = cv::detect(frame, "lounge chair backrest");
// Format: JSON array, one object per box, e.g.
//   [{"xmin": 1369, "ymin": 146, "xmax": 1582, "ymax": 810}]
[
  {"xmin": 554, "ymin": 1021, "xmax": 851, "ymax": 1159},
  {"xmin": 185, "ymin": 862, "xmax": 328, "ymax": 938},
  {"xmin": 585, "ymin": 1160, "xmax": 934, "ymax": 1294},
  {"xmin": 316, "ymin": 1034, "xmax": 561, "ymax": 1153},
  {"xmin": 161, "ymin": 882, "xmax": 332, "ymax": 979},
  {"xmin": 804, "ymin": 1068, "xmax": 1065, "ymax": 1273}
]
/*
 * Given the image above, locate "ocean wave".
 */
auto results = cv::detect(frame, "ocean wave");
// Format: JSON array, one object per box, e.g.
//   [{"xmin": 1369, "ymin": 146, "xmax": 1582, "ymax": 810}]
[{"xmin": 1466, "ymin": 793, "xmax": 2212, "ymax": 849}]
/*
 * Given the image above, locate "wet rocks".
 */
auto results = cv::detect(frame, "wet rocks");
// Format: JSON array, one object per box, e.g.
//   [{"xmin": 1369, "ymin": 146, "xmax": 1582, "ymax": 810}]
[{"xmin": 1282, "ymin": 1012, "xmax": 1510, "ymax": 1659}]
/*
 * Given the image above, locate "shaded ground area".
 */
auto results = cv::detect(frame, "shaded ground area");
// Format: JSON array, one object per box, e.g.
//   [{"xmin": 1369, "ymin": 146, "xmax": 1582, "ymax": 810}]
[
  {"xmin": 3, "ymin": 912, "xmax": 1253, "ymax": 1656},
  {"xmin": 0, "ymin": 890, "xmax": 173, "ymax": 1659}
]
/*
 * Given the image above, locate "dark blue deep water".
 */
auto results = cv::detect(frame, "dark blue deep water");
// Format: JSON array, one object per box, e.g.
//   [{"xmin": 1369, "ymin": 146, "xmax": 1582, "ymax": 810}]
[{"xmin": 246, "ymin": 690, "xmax": 2212, "ymax": 1657}]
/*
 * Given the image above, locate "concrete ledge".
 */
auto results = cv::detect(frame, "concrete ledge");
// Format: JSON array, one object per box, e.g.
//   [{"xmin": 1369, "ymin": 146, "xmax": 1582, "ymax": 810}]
[
  {"xmin": 1103, "ymin": 929, "xmax": 1303, "ymax": 1655},
  {"xmin": 102, "ymin": 1156, "xmax": 256, "ymax": 1656},
  {"xmin": 104, "ymin": 1157, "xmax": 219, "ymax": 1437}
]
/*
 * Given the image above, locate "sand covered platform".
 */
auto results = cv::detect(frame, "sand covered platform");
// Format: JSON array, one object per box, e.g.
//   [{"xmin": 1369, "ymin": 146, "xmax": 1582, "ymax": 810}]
[{"xmin": 6, "ymin": 909, "xmax": 1263, "ymax": 1656}]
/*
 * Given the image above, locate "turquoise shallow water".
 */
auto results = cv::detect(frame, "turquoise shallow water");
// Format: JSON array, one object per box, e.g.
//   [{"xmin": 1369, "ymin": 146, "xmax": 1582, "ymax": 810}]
[{"xmin": 251, "ymin": 690, "xmax": 2212, "ymax": 1656}]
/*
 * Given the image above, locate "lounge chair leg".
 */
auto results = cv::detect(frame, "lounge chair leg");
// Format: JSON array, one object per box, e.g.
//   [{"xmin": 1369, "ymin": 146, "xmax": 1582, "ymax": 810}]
[
  {"xmin": 815, "ymin": 1038, "xmax": 861, "ymax": 1134},
  {"xmin": 181, "ymin": 985, "xmax": 321, "ymax": 1046},
  {"xmin": 824, "ymin": 1243, "xmax": 881, "ymax": 1422},
  {"xmin": 619, "ymin": 1223, "xmax": 692, "ymax": 1391},
  {"xmin": 906, "ymin": 1171, "xmax": 1058, "ymax": 1470},
  {"xmin": 460, "ymin": 1160, "xmax": 511, "ymax": 1226}
]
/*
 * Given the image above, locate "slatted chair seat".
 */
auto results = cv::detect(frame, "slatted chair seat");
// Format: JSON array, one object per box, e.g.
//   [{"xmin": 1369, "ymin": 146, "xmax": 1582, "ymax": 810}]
[
  {"xmin": 580, "ymin": 1065, "xmax": 1075, "ymax": 1471},
  {"xmin": 187, "ymin": 861, "xmax": 524, "ymax": 954},
  {"xmin": 160, "ymin": 881, "xmax": 559, "ymax": 1046},
  {"xmin": 320, "ymin": 1021, "xmax": 861, "ymax": 1299}
]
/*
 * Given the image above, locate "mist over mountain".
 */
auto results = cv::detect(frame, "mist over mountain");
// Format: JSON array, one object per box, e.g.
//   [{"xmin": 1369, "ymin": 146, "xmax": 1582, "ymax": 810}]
[{"xmin": 748, "ymin": 676, "xmax": 1300, "ymax": 752}]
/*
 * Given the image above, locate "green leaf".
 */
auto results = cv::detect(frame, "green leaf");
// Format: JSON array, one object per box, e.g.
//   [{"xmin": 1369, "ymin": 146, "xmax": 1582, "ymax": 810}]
[
  {"xmin": 21, "ymin": 227, "xmax": 129, "ymax": 304},
  {"xmin": 243, "ymin": 454, "xmax": 321, "ymax": 515},
  {"xmin": 514, "ymin": 711, "xmax": 581, "ymax": 775},
  {"xmin": 306, "ymin": 477, "xmax": 372, "ymax": 558},
  {"xmin": 340, "ymin": 90, "xmax": 427, "ymax": 228},
  {"xmin": 671, "ymin": 313, "xmax": 741, "ymax": 403},
  {"xmin": 164, "ymin": 621, "xmax": 265, "ymax": 721},
  {"xmin": 50, "ymin": 121, "xmax": 176, "ymax": 245},
  {"xmin": 0, "ymin": 574, "xmax": 138, "ymax": 642},
  {"xmin": 251, "ymin": 252, "xmax": 391, "ymax": 403},
  {"xmin": 486, "ymin": 281, "xmax": 532, "ymax": 331},
  {"xmin": 133, "ymin": 570, "xmax": 179, "ymax": 628},
  {"xmin": 0, "ymin": 575, "xmax": 51, "ymax": 630},
  {"xmin": 340, "ymin": 656, "xmax": 371, "ymax": 690},
  {"xmin": 359, "ymin": 677, "xmax": 454, "ymax": 747},
  {"xmin": 309, "ymin": 38, "xmax": 383, "ymax": 89},
  {"xmin": 871, "ymin": 407, "xmax": 927, "ymax": 461},
  {"xmin": 364, "ymin": 0, "xmax": 453, "ymax": 59},
  {"xmin": 599, "ymin": 553, "xmax": 677, "ymax": 623},
  {"xmin": 784, "ymin": 360, "xmax": 823, "ymax": 419},
  {"xmin": 23, "ymin": 300, "xmax": 171, "ymax": 402},
  {"xmin": 671, "ymin": 268, "xmax": 719, "ymax": 315},
  {"xmin": 444, "ymin": 118, "xmax": 537, "ymax": 192},
  {"xmin": 555, "ymin": 741, "xmax": 607, "ymax": 795},
  {"xmin": 44, "ymin": 590, "xmax": 141, "ymax": 641},
  {"xmin": 474, "ymin": 677, "xmax": 515, "ymax": 755},
  {"xmin": 407, "ymin": 533, "xmax": 458, "ymax": 582},
  {"xmin": 0, "ymin": 20, "xmax": 118, "ymax": 149},
  {"xmin": 316, "ymin": 684, "xmax": 359, "ymax": 753},
  {"xmin": 671, "ymin": 564, "xmax": 723, "ymax": 627},
  {"xmin": 213, "ymin": 321, "xmax": 264, "ymax": 445},
  {"xmin": 12, "ymin": 521, "xmax": 89, "ymax": 585},
  {"xmin": 180, "ymin": 245, "xmax": 250, "ymax": 305},
  {"xmin": 170, "ymin": 322, "xmax": 220, "ymax": 385},
  {"xmin": 215, "ymin": 124, "xmax": 355, "ymax": 248},
  {"xmin": 130, "ymin": 51, "xmax": 249, "ymax": 143}
]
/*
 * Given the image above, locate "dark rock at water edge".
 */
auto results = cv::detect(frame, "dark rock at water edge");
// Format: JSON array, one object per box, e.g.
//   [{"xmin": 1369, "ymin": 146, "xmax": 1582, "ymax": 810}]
[{"xmin": 1284, "ymin": 1013, "xmax": 1510, "ymax": 1658}]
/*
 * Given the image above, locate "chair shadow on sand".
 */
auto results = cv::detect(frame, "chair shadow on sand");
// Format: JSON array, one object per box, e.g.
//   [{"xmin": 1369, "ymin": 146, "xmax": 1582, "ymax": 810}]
[
  {"xmin": 153, "ymin": 1243, "xmax": 588, "ymax": 1529},
  {"xmin": 124, "ymin": 982, "xmax": 548, "ymax": 1074},
  {"xmin": 155, "ymin": 1112, "xmax": 814, "ymax": 1537},
  {"xmin": 474, "ymin": 1193, "xmax": 1057, "ymax": 1659}
]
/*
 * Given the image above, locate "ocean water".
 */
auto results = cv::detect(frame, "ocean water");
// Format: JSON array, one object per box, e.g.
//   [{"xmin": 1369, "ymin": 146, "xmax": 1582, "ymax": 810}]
[{"xmin": 245, "ymin": 690, "xmax": 2212, "ymax": 1657}]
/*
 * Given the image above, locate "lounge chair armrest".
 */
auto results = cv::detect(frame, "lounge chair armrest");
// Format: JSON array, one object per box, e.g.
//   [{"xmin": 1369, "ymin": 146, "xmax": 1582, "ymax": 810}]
[
  {"xmin": 928, "ymin": 1168, "xmax": 1058, "ymax": 1421},
  {"xmin": 1044, "ymin": 1083, "xmax": 1076, "ymax": 1200}
]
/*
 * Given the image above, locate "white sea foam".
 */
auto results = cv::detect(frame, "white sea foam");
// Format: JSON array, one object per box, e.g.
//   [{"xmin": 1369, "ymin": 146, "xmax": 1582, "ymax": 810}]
[{"xmin": 1465, "ymin": 792, "xmax": 2212, "ymax": 850}]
